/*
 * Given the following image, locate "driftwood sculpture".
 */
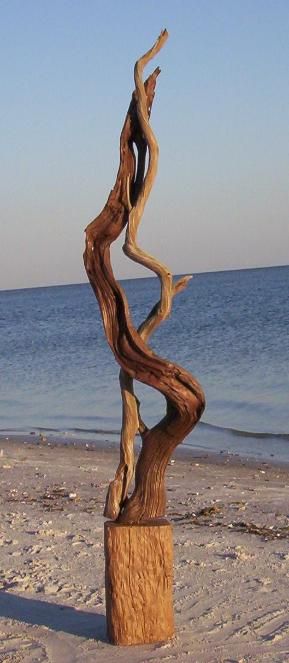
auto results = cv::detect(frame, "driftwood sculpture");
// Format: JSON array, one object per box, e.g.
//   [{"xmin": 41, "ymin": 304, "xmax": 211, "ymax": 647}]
[{"xmin": 84, "ymin": 30, "xmax": 205, "ymax": 645}]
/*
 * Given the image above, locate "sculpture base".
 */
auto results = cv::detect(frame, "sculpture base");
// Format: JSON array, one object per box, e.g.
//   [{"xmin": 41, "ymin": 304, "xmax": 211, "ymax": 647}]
[{"xmin": 104, "ymin": 518, "xmax": 175, "ymax": 646}]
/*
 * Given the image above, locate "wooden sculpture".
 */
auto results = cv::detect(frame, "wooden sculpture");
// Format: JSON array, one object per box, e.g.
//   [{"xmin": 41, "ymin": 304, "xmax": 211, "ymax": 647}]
[{"xmin": 84, "ymin": 30, "xmax": 205, "ymax": 645}]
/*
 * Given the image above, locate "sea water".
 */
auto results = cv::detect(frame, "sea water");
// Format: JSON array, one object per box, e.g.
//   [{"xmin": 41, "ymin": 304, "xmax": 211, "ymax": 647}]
[{"xmin": 1, "ymin": 266, "xmax": 288, "ymax": 462}]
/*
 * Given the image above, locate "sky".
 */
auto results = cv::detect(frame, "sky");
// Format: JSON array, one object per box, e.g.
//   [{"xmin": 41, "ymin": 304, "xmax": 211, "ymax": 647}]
[{"xmin": 1, "ymin": 0, "xmax": 288, "ymax": 290}]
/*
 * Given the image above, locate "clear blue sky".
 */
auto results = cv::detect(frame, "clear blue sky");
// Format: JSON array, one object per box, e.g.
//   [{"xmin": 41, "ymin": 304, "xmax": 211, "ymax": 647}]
[{"xmin": 1, "ymin": 0, "xmax": 288, "ymax": 289}]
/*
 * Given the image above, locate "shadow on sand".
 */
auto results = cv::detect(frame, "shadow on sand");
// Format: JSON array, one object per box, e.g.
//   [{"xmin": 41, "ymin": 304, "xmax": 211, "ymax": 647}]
[{"xmin": 0, "ymin": 591, "xmax": 107, "ymax": 641}]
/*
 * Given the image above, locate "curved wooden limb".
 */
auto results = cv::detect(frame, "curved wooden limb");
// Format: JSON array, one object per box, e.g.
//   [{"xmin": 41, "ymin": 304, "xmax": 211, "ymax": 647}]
[
  {"xmin": 84, "ymin": 31, "xmax": 205, "ymax": 524},
  {"xmin": 106, "ymin": 32, "xmax": 172, "ymax": 515},
  {"xmin": 105, "ymin": 30, "xmax": 173, "ymax": 518},
  {"xmin": 104, "ymin": 274, "xmax": 192, "ymax": 518},
  {"xmin": 104, "ymin": 370, "xmax": 138, "ymax": 519},
  {"xmin": 118, "ymin": 35, "xmax": 204, "ymax": 523},
  {"xmin": 87, "ymin": 64, "xmax": 161, "ymax": 521}
]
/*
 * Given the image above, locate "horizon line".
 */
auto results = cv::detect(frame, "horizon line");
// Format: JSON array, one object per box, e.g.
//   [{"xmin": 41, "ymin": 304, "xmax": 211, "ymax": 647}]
[{"xmin": 1, "ymin": 262, "xmax": 288, "ymax": 294}]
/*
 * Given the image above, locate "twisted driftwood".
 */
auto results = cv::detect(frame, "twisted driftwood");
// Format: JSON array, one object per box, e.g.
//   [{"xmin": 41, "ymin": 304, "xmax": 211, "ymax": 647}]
[{"xmin": 84, "ymin": 31, "xmax": 205, "ymax": 524}]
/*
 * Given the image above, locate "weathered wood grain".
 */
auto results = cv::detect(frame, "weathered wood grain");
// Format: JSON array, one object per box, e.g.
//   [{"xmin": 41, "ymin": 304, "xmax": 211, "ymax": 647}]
[
  {"xmin": 84, "ymin": 31, "xmax": 205, "ymax": 523},
  {"xmin": 104, "ymin": 519, "xmax": 174, "ymax": 645}
]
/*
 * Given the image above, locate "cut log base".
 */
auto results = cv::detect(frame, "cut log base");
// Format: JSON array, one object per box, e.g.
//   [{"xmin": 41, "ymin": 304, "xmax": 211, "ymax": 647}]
[{"xmin": 104, "ymin": 519, "xmax": 175, "ymax": 646}]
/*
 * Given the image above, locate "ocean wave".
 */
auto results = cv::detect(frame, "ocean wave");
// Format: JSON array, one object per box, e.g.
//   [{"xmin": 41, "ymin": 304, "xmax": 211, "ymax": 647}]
[
  {"xmin": 199, "ymin": 421, "xmax": 289, "ymax": 441},
  {"xmin": 1, "ymin": 421, "xmax": 288, "ymax": 442}
]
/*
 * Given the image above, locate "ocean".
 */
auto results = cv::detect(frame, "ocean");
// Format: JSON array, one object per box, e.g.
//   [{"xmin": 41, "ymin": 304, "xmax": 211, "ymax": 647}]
[{"xmin": 1, "ymin": 265, "xmax": 288, "ymax": 462}]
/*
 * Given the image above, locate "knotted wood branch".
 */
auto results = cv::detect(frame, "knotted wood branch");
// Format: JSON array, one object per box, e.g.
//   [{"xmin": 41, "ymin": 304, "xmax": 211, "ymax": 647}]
[{"xmin": 84, "ymin": 30, "xmax": 205, "ymax": 524}]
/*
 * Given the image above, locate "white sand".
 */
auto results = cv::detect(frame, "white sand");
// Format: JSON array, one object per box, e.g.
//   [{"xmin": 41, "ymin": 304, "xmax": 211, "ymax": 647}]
[{"xmin": 0, "ymin": 436, "xmax": 289, "ymax": 662}]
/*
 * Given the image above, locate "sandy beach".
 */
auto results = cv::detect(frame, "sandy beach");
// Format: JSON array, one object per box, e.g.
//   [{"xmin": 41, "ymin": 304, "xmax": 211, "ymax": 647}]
[{"xmin": 0, "ymin": 436, "xmax": 289, "ymax": 662}]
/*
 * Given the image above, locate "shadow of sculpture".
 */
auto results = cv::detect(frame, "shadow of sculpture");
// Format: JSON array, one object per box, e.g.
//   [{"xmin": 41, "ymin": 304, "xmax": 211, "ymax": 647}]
[{"xmin": 0, "ymin": 591, "xmax": 107, "ymax": 641}]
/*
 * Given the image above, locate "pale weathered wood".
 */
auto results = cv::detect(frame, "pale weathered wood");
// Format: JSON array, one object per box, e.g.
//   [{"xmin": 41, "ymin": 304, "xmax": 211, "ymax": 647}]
[{"xmin": 104, "ymin": 519, "xmax": 174, "ymax": 645}]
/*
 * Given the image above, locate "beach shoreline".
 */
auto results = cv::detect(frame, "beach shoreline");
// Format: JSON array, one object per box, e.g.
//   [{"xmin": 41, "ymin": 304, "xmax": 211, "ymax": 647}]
[
  {"xmin": 1, "ymin": 430, "xmax": 289, "ymax": 472},
  {"xmin": 1, "ymin": 436, "xmax": 289, "ymax": 661}
]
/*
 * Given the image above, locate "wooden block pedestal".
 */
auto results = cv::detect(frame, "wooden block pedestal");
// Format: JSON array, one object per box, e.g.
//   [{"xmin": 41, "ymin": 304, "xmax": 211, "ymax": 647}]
[{"xmin": 104, "ymin": 518, "xmax": 174, "ymax": 646}]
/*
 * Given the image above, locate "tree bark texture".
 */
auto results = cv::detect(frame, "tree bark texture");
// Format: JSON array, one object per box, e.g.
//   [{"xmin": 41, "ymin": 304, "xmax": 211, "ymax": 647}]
[
  {"xmin": 83, "ymin": 31, "xmax": 206, "ymax": 524},
  {"xmin": 104, "ymin": 519, "xmax": 174, "ymax": 645}
]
